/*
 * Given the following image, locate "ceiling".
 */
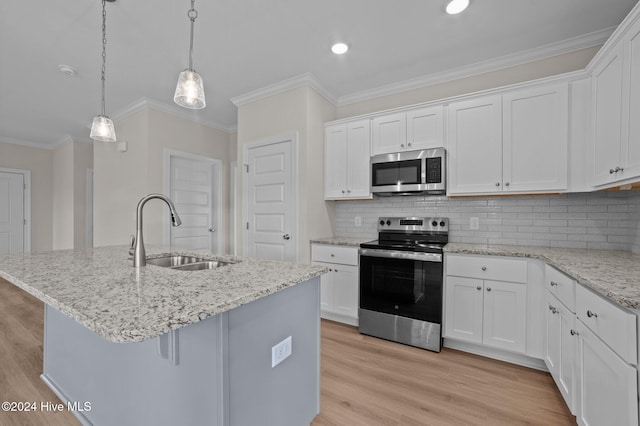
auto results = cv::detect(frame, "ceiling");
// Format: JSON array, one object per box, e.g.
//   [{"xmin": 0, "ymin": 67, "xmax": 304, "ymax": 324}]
[{"xmin": 1, "ymin": 0, "xmax": 637, "ymax": 148}]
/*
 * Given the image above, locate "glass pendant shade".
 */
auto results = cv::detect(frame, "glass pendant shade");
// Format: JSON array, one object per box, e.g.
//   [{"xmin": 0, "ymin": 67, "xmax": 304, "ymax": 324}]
[
  {"xmin": 90, "ymin": 115, "xmax": 117, "ymax": 142},
  {"xmin": 174, "ymin": 69, "xmax": 206, "ymax": 109}
]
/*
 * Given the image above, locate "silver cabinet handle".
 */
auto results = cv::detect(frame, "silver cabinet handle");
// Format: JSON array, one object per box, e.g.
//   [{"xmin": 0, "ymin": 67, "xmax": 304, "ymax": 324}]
[
  {"xmin": 495, "ymin": 182, "xmax": 501, "ymax": 187},
  {"xmin": 334, "ymin": 268, "xmax": 338, "ymax": 272},
  {"xmin": 283, "ymin": 234, "xmax": 291, "ymax": 240},
  {"xmin": 548, "ymin": 305, "xmax": 558, "ymax": 314},
  {"xmin": 400, "ymin": 144, "xmax": 405, "ymax": 148},
  {"xmin": 505, "ymin": 182, "xmax": 510, "ymax": 187},
  {"xmin": 616, "ymin": 166, "xmax": 624, "ymax": 172},
  {"xmin": 476, "ymin": 286, "xmax": 482, "ymax": 290},
  {"xmin": 570, "ymin": 329, "xmax": 579, "ymax": 336},
  {"xmin": 330, "ymin": 253, "xmax": 335, "ymax": 257},
  {"xmin": 347, "ymin": 189, "xmax": 351, "ymax": 193},
  {"xmin": 208, "ymin": 228, "xmax": 215, "ymax": 232},
  {"xmin": 610, "ymin": 168, "xmax": 616, "ymax": 174},
  {"xmin": 550, "ymin": 281, "xmax": 558, "ymax": 287},
  {"xmin": 486, "ymin": 287, "xmax": 492, "ymax": 292},
  {"xmin": 328, "ymin": 268, "xmax": 332, "ymax": 272},
  {"xmin": 408, "ymin": 142, "xmax": 412, "ymax": 147},
  {"xmin": 587, "ymin": 310, "xmax": 598, "ymax": 318},
  {"xmin": 481, "ymin": 266, "xmax": 487, "ymax": 271},
  {"xmin": 341, "ymin": 190, "xmax": 346, "ymax": 194}
]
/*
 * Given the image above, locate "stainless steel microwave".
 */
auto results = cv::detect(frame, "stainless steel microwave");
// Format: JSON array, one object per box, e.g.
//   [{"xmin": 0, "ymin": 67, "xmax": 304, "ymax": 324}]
[{"xmin": 370, "ymin": 148, "xmax": 446, "ymax": 196}]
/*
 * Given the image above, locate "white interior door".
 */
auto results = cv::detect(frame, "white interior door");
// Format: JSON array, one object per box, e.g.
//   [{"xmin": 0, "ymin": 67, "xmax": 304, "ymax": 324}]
[
  {"xmin": 167, "ymin": 153, "xmax": 220, "ymax": 253},
  {"xmin": 0, "ymin": 171, "xmax": 25, "ymax": 255},
  {"xmin": 245, "ymin": 138, "xmax": 296, "ymax": 262}
]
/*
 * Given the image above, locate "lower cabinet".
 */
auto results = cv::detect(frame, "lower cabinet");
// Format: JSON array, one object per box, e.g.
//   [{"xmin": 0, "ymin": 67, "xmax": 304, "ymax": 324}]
[
  {"xmin": 445, "ymin": 276, "xmax": 527, "ymax": 353},
  {"xmin": 311, "ymin": 244, "xmax": 359, "ymax": 326},
  {"xmin": 544, "ymin": 290, "xmax": 577, "ymax": 414}
]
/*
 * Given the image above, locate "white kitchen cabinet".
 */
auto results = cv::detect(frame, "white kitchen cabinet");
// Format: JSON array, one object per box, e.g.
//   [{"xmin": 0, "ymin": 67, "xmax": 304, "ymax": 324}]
[
  {"xmin": 371, "ymin": 105, "xmax": 445, "ymax": 155},
  {"xmin": 544, "ymin": 291, "xmax": 577, "ymax": 414},
  {"xmin": 445, "ymin": 255, "xmax": 528, "ymax": 354},
  {"xmin": 324, "ymin": 119, "xmax": 371, "ymax": 200},
  {"xmin": 448, "ymin": 83, "xmax": 568, "ymax": 195},
  {"xmin": 589, "ymin": 4, "xmax": 640, "ymax": 187},
  {"xmin": 311, "ymin": 244, "xmax": 359, "ymax": 325},
  {"xmin": 576, "ymin": 321, "xmax": 638, "ymax": 426}
]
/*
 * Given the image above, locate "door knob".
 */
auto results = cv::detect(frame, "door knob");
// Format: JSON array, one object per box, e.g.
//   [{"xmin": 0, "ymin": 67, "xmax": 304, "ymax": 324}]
[{"xmin": 283, "ymin": 234, "xmax": 291, "ymax": 240}]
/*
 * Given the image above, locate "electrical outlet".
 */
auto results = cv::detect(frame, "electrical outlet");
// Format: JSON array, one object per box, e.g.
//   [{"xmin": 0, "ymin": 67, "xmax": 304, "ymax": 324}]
[
  {"xmin": 355, "ymin": 216, "xmax": 362, "ymax": 227},
  {"xmin": 470, "ymin": 217, "xmax": 480, "ymax": 230},
  {"xmin": 271, "ymin": 336, "xmax": 292, "ymax": 368}
]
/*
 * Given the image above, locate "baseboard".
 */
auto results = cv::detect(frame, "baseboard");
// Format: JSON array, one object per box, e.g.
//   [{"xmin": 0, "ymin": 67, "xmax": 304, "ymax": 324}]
[
  {"xmin": 321, "ymin": 311, "xmax": 358, "ymax": 327},
  {"xmin": 40, "ymin": 374, "xmax": 93, "ymax": 426},
  {"xmin": 443, "ymin": 338, "xmax": 548, "ymax": 372}
]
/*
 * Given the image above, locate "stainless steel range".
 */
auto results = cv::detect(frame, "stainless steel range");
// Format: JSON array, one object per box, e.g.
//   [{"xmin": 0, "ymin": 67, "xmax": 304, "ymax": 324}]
[{"xmin": 359, "ymin": 217, "xmax": 448, "ymax": 352}]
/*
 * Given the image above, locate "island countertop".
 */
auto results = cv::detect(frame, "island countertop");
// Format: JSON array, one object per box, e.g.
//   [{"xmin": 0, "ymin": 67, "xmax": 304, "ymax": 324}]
[
  {"xmin": 0, "ymin": 246, "xmax": 327, "ymax": 343},
  {"xmin": 444, "ymin": 243, "xmax": 640, "ymax": 310}
]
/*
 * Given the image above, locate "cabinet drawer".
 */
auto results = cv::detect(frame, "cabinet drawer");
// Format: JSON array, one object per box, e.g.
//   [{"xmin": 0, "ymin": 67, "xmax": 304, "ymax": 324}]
[
  {"xmin": 311, "ymin": 244, "xmax": 358, "ymax": 266},
  {"xmin": 446, "ymin": 254, "xmax": 527, "ymax": 283},
  {"xmin": 576, "ymin": 284, "xmax": 637, "ymax": 365},
  {"xmin": 545, "ymin": 265, "xmax": 576, "ymax": 312}
]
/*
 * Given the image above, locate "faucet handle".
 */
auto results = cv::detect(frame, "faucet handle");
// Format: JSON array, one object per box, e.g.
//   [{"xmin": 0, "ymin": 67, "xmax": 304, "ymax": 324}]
[{"xmin": 129, "ymin": 235, "xmax": 136, "ymax": 256}]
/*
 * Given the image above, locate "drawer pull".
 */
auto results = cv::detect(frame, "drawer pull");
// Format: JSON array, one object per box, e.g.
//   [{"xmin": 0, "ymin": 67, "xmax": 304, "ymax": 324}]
[
  {"xmin": 330, "ymin": 253, "xmax": 335, "ymax": 257},
  {"xmin": 486, "ymin": 287, "xmax": 492, "ymax": 292},
  {"xmin": 476, "ymin": 286, "xmax": 482, "ymax": 291},
  {"xmin": 586, "ymin": 310, "xmax": 598, "ymax": 318},
  {"xmin": 548, "ymin": 305, "xmax": 558, "ymax": 314},
  {"xmin": 570, "ymin": 329, "xmax": 579, "ymax": 336},
  {"xmin": 481, "ymin": 266, "xmax": 487, "ymax": 271},
  {"xmin": 550, "ymin": 281, "xmax": 558, "ymax": 287}
]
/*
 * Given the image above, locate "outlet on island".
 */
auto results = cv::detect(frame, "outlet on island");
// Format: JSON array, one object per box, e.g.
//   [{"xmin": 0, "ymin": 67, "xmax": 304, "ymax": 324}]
[
  {"xmin": 272, "ymin": 336, "xmax": 292, "ymax": 368},
  {"xmin": 470, "ymin": 217, "xmax": 480, "ymax": 230}
]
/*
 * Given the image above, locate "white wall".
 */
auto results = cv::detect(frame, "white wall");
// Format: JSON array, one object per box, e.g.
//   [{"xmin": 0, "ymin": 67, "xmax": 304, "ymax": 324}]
[
  {"xmin": 52, "ymin": 142, "xmax": 75, "ymax": 249},
  {"xmin": 93, "ymin": 106, "xmax": 232, "ymax": 252},
  {"xmin": 73, "ymin": 142, "xmax": 94, "ymax": 249},
  {"xmin": 0, "ymin": 140, "xmax": 53, "ymax": 252}
]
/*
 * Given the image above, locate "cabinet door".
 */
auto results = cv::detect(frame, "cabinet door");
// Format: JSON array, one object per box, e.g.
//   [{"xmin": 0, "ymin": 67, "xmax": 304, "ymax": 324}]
[
  {"xmin": 371, "ymin": 112, "xmax": 407, "ymax": 155},
  {"xmin": 314, "ymin": 261, "xmax": 335, "ymax": 313},
  {"xmin": 482, "ymin": 280, "xmax": 526, "ymax": 353},
  {"xmin": 591, "ymin": 44, "xmax": 625, "ymax": 186},
  {"xmin": 544, "ymin": 292, "xmax": 561, "ymax": 378},
  {"xmin": 444, "ymin": 276, "xmax": 484, "ymax": 344},
  {"xmin": 324, "ymin": 124, "xmax": 348, "ymax": 199},
  {"xmin": 576, "ymin": 322, "xmax": 638, "ymax": 426},
  {"xmin": 624, "ymin": 23, "xmax": 640, "ymax": 180},
  {"xmin": 346, "ymin": 120, "xmax": 371, "ymax": 198},
  {"xmin": 448, "ymin": 96, "xmax": 503, "ymax": 194},
  {"xmin": 503, "ymin": 84, "xmax": 568, "ymax": 192},
  {"xmin": 406, "ymin": 106, "xmax": 444, "ymax": 151},
  {"xmin": 558, "ymin": 305, "xmax": 576, "ymax": 414},
  {"xmin": 332, "ymin": 264, "xmax": 359, "ymax": 319}
]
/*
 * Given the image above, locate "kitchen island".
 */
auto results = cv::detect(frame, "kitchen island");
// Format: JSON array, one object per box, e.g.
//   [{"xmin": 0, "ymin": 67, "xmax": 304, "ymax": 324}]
[{"xmin": 0, "ymin": 246, "xmax": 326, "ymax": 426}]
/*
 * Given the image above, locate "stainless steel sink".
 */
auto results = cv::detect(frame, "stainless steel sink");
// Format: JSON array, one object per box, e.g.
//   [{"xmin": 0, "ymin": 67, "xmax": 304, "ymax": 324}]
[
  {"xmin": 145, "ymin": 254, "xmax": 233, "ymax": 271},
  {"xmin": 146, "ymin": 255, "xmax": 206, "ymax": 267}
]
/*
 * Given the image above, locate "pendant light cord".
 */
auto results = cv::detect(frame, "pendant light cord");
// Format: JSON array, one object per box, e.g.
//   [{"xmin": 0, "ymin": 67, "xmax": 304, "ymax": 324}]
[
  {"xmin": 100, "ymin": 0, "xmax": 108, "ymax": 117},
  {"xmin": 188, "ymin": 0, "xmax": 198, "ymax": 71}
]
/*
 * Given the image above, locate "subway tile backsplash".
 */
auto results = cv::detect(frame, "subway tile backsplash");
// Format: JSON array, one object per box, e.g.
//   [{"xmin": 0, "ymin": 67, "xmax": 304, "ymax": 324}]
[{"xmin": 334, "ymin": 190, "xmax": 640, "ymax": 253}]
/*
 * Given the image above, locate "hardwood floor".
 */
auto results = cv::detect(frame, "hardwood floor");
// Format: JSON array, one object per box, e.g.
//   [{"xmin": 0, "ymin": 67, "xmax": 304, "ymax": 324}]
[{"xmin": 0, "ymin": 277, "xmax": 574, "ymax": 425}]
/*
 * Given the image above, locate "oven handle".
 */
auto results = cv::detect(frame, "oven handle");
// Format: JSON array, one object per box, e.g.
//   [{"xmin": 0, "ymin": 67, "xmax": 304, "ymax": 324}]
[{"xmin": 359, "ymin": 248, "xmax": 442, "ymax": 262}]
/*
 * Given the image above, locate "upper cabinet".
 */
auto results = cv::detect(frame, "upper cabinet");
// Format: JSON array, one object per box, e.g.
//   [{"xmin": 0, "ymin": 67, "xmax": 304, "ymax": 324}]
[
  {"xmin": 324, "ymin": 119, "xmax": 371, "ymax": 200},
  {"xmin": 589, "ymin": 4, "xmax": 640, "ymax": 187},
  {"xmin": 448, "ymin": 83, "xmax": 569, "ymax": 196},
  {"xmin": 371, "ymin": 105, "xmax": 445, "ymax": 156}
]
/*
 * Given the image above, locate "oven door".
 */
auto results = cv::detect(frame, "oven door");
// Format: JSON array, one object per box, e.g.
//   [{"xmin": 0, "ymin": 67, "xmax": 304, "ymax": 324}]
[{"xmin": 359, "ymin": 249, "xmax": 443, "ymax": 324}]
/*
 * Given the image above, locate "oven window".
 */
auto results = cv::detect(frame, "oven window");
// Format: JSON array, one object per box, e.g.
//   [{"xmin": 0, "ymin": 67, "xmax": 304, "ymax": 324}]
[
  {"xmin": 359, "ymin": 255, "xmax": 442, "ymax": 323},
  {"xmin": 372, "ymin": 159, "xmax": 422, "ymax": 187}
]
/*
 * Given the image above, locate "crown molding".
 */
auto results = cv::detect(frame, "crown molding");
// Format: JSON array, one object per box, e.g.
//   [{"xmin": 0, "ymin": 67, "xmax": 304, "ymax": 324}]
[
  {"xmin": 0, "ymin": 135, "xmax": 56, "ymax": 150},
  {"xmin": 111, "ymin": 97, "xmax": 235, "ymax": 134},
  {"xmin": 337, "ymin": 27, "xmax": 614, "ymax": 106},
  {"xmin": 230, "ymin": 72, "xmax": 337, "ymax": 107}
]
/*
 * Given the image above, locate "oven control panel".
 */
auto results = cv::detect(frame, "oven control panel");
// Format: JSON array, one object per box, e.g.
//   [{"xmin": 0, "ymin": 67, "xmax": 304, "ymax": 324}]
[{"xmin": 377, "ymin": 217, "xmax": 448, "ymax": 232}]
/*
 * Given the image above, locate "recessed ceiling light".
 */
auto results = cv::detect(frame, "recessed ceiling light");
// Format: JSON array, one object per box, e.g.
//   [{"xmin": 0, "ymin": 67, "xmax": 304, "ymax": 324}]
[
  {"xmin": 58, "ymin": 64, "xmax": 78, "ymax": 77},
  {"xmin": 445, "ymin": 0, "xmax": 469, "ymax": 15},
  {"xmin": 331, "ymin": 42, "xmax": 349, "ymax": 55}
]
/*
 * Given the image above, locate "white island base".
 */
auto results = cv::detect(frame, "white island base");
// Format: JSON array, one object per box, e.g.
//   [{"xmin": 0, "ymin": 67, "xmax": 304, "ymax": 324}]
[{"xmin": 41, "ymin": 277, "xmax": 320, "ymax": 426}]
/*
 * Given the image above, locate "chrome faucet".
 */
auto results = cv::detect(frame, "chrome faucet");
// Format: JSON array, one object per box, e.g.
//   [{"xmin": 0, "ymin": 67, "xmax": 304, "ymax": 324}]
[{"xmin": 132, "ymin": 193, "xmax": 182, "ymax": 267}]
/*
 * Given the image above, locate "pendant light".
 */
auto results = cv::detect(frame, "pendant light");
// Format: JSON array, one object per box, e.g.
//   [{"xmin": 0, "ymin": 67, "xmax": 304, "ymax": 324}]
[
  {"xmin": 174, "ymin": 0, "xmax": 206, "ymax": 109},
  {"xmin": 90, "ymin": 0, "xmax": 117, "ymax": 142}
]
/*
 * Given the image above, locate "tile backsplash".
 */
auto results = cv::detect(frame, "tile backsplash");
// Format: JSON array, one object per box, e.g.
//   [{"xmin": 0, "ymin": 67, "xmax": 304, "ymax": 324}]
[{"xmin": 335, "ymin": 190, "xmax": 640, "ymax": 253}]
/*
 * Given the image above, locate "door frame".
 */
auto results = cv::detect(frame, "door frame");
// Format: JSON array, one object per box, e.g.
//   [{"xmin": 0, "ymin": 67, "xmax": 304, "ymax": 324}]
[
  {"xmin": 0, "ymin": 167, "xmax": 31, "ymax": 253},
  {"xmin": 242, "ymin": 132, "xmax": 299, "ymax": 262},
  {"xmin": 163, "ymin": 149, "xmax": 223, "ymax": 253}
]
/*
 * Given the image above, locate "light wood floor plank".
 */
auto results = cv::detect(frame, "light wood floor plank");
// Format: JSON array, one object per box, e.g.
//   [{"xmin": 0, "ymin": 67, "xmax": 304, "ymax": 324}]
[{"xmin": 0, "ymin": 277, "xmax": 574, "ymax": 425}]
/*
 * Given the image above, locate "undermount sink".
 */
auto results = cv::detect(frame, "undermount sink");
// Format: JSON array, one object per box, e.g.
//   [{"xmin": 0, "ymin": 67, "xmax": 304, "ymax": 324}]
[{"xmin": 145, "ymin": 255, "xmax": 233, "ymax": 271}]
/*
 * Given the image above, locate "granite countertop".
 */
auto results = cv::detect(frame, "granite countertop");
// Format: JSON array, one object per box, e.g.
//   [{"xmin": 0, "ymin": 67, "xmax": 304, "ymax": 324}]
[
  {"xmin": 0, "ymin": 246, "xmax": 327, "ymax": 343},
  {"xmin": 310, "ymin": 237, "xmax": 372, "ymax": 247},
  {"xmin": 445, "ymin": 243, "xmax": 640, "ymax": 310}
]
